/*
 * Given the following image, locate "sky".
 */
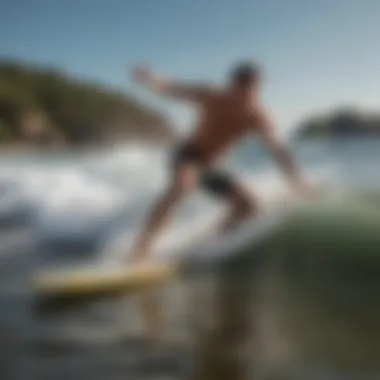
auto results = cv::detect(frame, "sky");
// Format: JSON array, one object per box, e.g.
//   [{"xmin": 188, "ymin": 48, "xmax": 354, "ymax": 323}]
[{"xmin": 1, "ymin": 0, "xmax": 380, "ymax": 133}]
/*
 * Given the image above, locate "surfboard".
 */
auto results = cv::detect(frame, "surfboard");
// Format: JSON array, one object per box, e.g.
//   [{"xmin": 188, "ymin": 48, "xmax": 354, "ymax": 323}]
[{"xmin": 34, "ymin": 262, "xmax": 181, "ymax": 297}]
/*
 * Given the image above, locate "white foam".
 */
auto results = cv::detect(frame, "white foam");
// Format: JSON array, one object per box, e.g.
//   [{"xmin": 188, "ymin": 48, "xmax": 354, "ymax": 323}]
[{"xmin": 0, "ymin": 143, "xmax": 339, "ymax": 258}]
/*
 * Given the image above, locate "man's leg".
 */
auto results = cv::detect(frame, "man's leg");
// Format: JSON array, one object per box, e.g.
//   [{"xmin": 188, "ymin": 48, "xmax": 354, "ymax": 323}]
[
  {"xmin": 130, "ymin": 164, "xmax": 199, "ymax": 262},
  {"xmin": 201, "ymin": 171, "xmax": 260, "ymax": 234},
  {"xmin": 130, "ymin": 164, "xmax": 199, "ymax": 346},
  {"xmin": 218, "ymin": 183, "xmax": 260, "ymax": 233}
]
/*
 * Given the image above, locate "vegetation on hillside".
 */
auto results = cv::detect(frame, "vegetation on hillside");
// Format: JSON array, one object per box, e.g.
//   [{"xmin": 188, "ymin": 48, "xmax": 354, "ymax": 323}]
[
  {"xmin": 0, "ymin": 60, "xmax": 174, "ymax": 146},
  {"xmin": 297, "ymin": 107, "xmax": 380, "ymax": 139}
]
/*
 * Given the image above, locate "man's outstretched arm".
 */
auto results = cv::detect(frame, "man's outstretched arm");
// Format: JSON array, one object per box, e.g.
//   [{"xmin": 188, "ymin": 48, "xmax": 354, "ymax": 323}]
[
  {"xmin": 254, "ymin": 108, "xmax": 306, "ymax": 190},
  {"xmin": 131, "ymin": 65, "xmax": 211, "ymax": 103}
]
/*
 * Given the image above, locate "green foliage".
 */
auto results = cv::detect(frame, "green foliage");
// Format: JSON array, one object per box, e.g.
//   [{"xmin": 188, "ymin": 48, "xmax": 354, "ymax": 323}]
[
  {"xmin": 0, "ymin": 60, "xmax": 171, "ymax": 145},
  {"xmin": 297, "ymin": 107, "xmax": 380, "ymax": 139}
]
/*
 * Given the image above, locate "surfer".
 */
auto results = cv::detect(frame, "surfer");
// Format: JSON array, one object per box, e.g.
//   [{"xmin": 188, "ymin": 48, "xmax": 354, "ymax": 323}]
[{"xmin": 129, "ymin": 61, "xmax": 314, "ymax": 263}]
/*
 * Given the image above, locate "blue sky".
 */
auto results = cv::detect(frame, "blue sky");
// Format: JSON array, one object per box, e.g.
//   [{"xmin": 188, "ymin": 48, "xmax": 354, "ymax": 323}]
[{"xmin": 1, "ymin": 0, "xmax": 380, "ymax": 132}]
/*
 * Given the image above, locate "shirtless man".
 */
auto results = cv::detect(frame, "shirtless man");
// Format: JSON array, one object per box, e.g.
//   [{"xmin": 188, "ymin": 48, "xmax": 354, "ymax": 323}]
[{"xmin": 130, "ymin": 61, "xmax": 312, "ymax": 263}]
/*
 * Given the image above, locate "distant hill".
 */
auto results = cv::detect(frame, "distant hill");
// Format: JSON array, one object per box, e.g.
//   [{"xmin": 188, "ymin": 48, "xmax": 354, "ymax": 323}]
[
  {"xmin": 296, "ymin": 107, "xmax": 380, "ymax": 139},
  {"xmin": 0, "ymin": 60, "xmax": 175, "ymax": 147}
]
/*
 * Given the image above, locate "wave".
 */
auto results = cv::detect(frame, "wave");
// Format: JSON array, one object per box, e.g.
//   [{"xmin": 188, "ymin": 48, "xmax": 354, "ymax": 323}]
[{"xmin": 0, "ymin": 142, "xmax": 339, "ymax": 264}]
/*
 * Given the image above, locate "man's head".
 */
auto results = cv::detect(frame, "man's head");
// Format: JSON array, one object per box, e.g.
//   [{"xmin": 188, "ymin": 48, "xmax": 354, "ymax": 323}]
[{"xmin": 228, "ymin": 61, "xmax": 261, "ymax": 92}]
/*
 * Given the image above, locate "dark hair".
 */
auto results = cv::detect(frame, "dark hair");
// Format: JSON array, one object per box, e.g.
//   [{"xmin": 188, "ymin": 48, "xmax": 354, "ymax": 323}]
[{"xmin": 229, "ymin": 61, "xmax": 260, "ymax": 86}]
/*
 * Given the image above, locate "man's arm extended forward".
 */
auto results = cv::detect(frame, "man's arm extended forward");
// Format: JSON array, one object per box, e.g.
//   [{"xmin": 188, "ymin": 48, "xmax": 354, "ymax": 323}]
[
  {"xmin": 254, "ymin": 108, "xmax": 305, "ymax": 189},
  {"xmin": 131, "ymin": 65, "xmax": 211, "ymax": 103}
]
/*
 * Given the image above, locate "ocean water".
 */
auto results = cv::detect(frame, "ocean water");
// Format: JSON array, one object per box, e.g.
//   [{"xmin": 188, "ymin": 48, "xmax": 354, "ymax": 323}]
[
  {"xmin": 0, "ymin": 137, "xmax": 379, "ymax": 380},
  {"xmin": 0, "ymin": 137, "xmax": 346, "ymax": 261}
]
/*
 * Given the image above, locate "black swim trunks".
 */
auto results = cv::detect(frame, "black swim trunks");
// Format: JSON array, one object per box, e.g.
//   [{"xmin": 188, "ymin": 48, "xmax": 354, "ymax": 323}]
[{"xmin": 172, "ymin": 143, "xmax": 237, "ymax": 198}]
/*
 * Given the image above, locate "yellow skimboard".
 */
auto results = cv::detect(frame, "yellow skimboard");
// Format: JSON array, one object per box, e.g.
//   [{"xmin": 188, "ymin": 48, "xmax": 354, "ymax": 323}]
[{"xmin": 33, "ymin": 262, "xmax": 182, "ymax": 298}]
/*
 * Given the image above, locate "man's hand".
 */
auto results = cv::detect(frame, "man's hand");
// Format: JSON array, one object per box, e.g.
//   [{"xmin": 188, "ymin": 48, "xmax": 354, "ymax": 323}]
[
  {"xmin": 130, "ymin": 64, "xmax": 170, "ymax": 94},
  {"xmin": 254, "ymin": 107, "xmax": 323, "ymax": 200},
  {"xmin": 131, "ymin": 65, "xmax": 155, "ymax": 86}
]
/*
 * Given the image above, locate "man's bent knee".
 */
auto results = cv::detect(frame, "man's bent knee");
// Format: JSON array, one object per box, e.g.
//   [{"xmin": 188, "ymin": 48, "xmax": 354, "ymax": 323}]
[
  {"xmin": 233, "ymin": 201, "xmax": 255, "ymax": 222},
  {"xmin": 230, "ymin": 190, "xmax": 259, "ymax": 217}
]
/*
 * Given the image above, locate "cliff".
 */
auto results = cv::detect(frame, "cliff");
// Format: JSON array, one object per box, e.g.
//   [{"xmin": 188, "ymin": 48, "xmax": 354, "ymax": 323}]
[{"xmin": 0, "ymin": 60, "xmax": 175, "ymax": 147}]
